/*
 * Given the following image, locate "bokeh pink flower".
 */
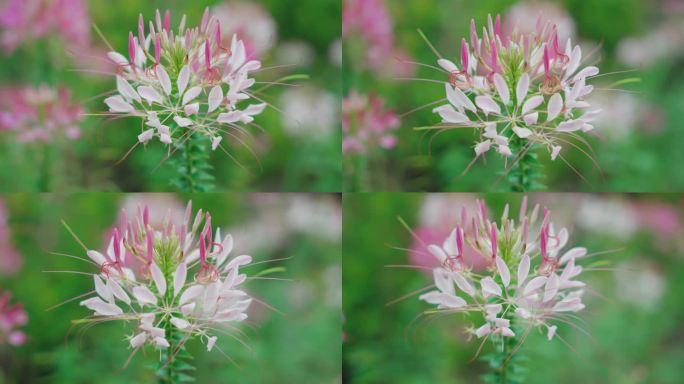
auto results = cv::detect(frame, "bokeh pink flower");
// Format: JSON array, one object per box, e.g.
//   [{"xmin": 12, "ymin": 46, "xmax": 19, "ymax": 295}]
[
  {"xmin": 0, "ymin": 290, "xmax": 27, "ymax": 346},
  {"xmin": 342, "ymin": 91, "xmax": 400, "ymax": 154},
  {"xmin": 0, "ymin": 84, "xmax": 83, "ymax": 143},
  {"xmin": 0, "ymin": 0, "xmax": 90, "ymax": 53}
]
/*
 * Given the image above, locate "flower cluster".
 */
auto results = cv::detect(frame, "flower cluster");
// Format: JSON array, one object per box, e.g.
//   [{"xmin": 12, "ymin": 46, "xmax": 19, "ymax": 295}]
[
  {"xmin": 432, "ymin": 14, "xmax": 600, "ymax": 161},
  {"xmin": 104, "ymin": 9, "xmax": 266, "ymax": 152},
  {"xmin": 0, "ymin": 290, "xmax": 27, "ymax": 346},
  {"xmin": 0, "ymin": 0, "xmax": 90, "ymax": 53},
  {"xmin": 0, "ymin": 84, "xmax": 83, "ymax": 143},
  {"xmin": 0, "ymin": 199, "xmax": 22, "ymax": 275},
  {"xmin": 342, "ymin": 91, "xmax": 400, "ymax": 154},
  {"xmin": 78, "ymin": 201, "xmax": 253, "ymax": 353},
  {"xmin": 418, "ymin": 197, "xmax": 589, "ymax": 342}
]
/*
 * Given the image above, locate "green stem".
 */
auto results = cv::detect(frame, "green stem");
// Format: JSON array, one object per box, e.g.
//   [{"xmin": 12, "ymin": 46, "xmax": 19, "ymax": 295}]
[
  {"xmin": 507, "ymin": 137, "xmax": 544, "ymax": 192},
  {"xmin": 480, "ymin": 313, "xmax": 526, "ymax": 384},
  {"xmin": 38, "ymin": 144, "xmax": 51, "ymax": 192},
  {"xmin": 156, "ymin": 268, "xmax": 193, "ymax": 383},
  {"xmin": 170, "ymin": 132, "xmax": 214, "ymax": 192}
]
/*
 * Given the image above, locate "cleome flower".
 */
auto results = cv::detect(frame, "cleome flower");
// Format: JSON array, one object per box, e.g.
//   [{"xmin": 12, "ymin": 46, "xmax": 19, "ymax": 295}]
[
  {"xmin": 418, "ymin": 197, "xmax": 590, "ymax": 344},
  {"xmin": 431, "ymin": 14, "xmax": 601, "ymax": 162},
  {"xmin": 342, "ymin": 90, "xmax": 400, "ymax": 154},
  {"xmin": 103, "ymin": 8, "xmax": 266, "ymax": 152},
  {"xmin": 77, "ymin": 201, "xmax": 253, "ymax": 354},
  {"xmin": 0, "ymin": 290, "xmax": 28, "ymax": 346}
]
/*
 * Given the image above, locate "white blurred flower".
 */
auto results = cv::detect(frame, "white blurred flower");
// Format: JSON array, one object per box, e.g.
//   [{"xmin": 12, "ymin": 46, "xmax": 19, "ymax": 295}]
[
  {"xmin": 329, "ymin": 39, "xmax": 342, "ymax": 67},
  {"xmin": 280, "ymin": 86, "xmax": 338, "ymax": 141},
  {"xmin": 615, "ymin": 261, "xmax": 665, "ymax": 311},
  {"xmin": 211, "ymin": 1, "xmax": 277, "ymax": 56},
  {"xmin": 617, "ymin": 22, "xmax": 684, "ymax": 68},
  {"xmin": 286, "ymin": 195, "xmax": 342, "ymax": 242},
  {"xmin": 276, "ymin": 40, "xmax": 316, "ymax": 67},
  {"xmin": 576, "ymin": 196, "xmax": 638, "ymax": 239},
  {"xmin": 588, "ymin": 93, "xmax": 640, "ymax": 140}
]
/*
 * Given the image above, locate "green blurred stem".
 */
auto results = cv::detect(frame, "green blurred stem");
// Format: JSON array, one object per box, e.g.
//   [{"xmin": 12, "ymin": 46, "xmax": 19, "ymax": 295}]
[
  {"xmin": 507, "ymin": 137, "xmax": 544, "ymax": 192},
  {"xmin": 157, "ymin": 266, "xmax": 193, "ymax": 383},
  {"xmin": 481, "ymin": 311, "xmax": 526, "ymax": 384},
  {"xmin": 38, "ymin": 143, "xmax": 51, "ymax": 192},
  {"xmin": 171, "ymin": 130, "xmax": 214, "ymax": 192}
]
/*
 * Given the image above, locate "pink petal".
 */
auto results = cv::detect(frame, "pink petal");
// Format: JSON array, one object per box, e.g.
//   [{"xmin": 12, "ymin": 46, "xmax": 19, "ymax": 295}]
[
  {"xmin": 493, "ymin": 73, "xmax": 510, "ymax": 105},
  {"xmin": 547, "ymin": 93, "xmax": 563, "ymax": 122},
  {"xmin": 177, "ymin": 65, "xmax": 189, "ymax": 95},
  {"xmin": 104, "ymin": 95, "xmax": 134, "ymax": 113},
  {"xmin": 481, "ymin": 277, "xmax": 502, "ymax": 297},
  {"xmin": 208, "ymin": 86, "xmax": 223, "ymax": 113},
  {"xmin": 182, "ymin": 86, "xmax": 202, "ymax": 105},
  {"xmin": 173, "ymin": 262, "xmax": 187, "ymax": 298},
  {"xmin": 521, "ymin": 96, "xmax": 543, "ymax": 115},
  {"xmin": 475, "ymin": 95, "xmax": 501, "ymax": 115},
  {"xmin": 150, "ymin": 263, "xmax": 166, "ymax": 296},
  {"xmin": 495, "ymin": 256, "xmax": 510, "ymax": 287},
  {"xmin": 137, "ymin": 86, "xmax": 164, "ymax": 105},
  {"xmin": 132, "ymin": 286, "xmax": 157, "ymax": 306},
  {"xmin": 517, "ymin": 254, "xmax": 530, "ymax": 286},
  {"xmin": 516, "ymin": 73, "xmax": 529, "ymax": 106},
  {"xmin": 156, "ymin": 66, "xmax": 172, "ymax": 95}
]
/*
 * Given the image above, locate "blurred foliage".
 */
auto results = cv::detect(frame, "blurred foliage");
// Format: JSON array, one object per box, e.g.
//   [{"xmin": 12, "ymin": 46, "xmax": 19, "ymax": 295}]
[
  {"xmin": 343, "ymin": 0, "xmax": 684, "ymax": 192},
  {"xmin": 0, "ymin": 193, "xmax": 341, "ymax": 383},
  {"xmin": 0, "ymin": 0, "xmax": 342, "ymax": 192},
  {"xmin": 343, "ymin": 193, "xmax": 684, "ymax": 383}
]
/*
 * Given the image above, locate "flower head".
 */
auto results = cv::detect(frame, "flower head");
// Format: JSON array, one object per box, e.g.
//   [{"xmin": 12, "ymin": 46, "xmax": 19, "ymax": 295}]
[
  {"xmin": 78, "ymin": 201, "xmax": 253, "ymax": 353},
  {"xmin": 432, "ymin": 14, "xmax": 600, "ymax": 162},
  {"xmin": 103, "ymin": 9, "xmax": 266, "ymax": 152},
  {"xmin": 342, "ymin": 91, "xmax": 400, "ymax": 154},
  {"xmin": 0, "ymin": 290, "xmax": 28, "ymax": 346},
  {"xmin": 418, "ymin": 197, "xmax": 590, "ymax": 343},
  {"xmin": 0, "ymin": 84, "xmax": 83, "ymax": 143}
]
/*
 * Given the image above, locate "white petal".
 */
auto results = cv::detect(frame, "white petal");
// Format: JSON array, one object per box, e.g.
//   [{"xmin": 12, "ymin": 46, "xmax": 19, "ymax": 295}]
[
  {"xmin": 153, "ymin": 337, "xmax": 170, "ymax": 348},
  {"xmin": 224, "ymin": 255, "xmax": 252, "ymax": 272},
  {"xmin": 516, "ymin": 73, "xmax": 529, "ymax": 106},
  {"xmin": 521, "ymin": 96, "xmax": 544, "ymax": 115},
  {"xmin": 517, "ymin": 254, "xmax": 530, "ymax": 286},
  {"xmin": 523, "ymin": 276, "xmax": 548, "ymax": 296},
  {"xmin": 170, "ymin": 317, "xmax": 190, "ymax": 329},
  {"xmin": 551, "ymin": 145, "xmax": 562, "ymax": 161},
  {"xmin": 475, "ymin": 140, "xmax": 492, "ymax": 156},
  {"xmin": 173, "ymin": 116, "xmax": 193, "ymax": 127},
  {"xmin": 80, "ymin": 297, "xmax": 123, "ymax": 316},
  {"xmin": 547, "ymin": 325, "xmax": 558, "ymax": 340},
  {"xmin": 442, "ymin": 229, "xmax": 458, "ymax": 256},
  {"xmin": 211, "ymin": 136, "xmax": 222, "ymax": 151},
  {"xmin": 437, "ymin": 59, "xmax": 458, "ymax": 72},
  {"xmin": 156, "ymin": 66, "xmax": 172, "ymax": 95},
  {"xmin": 177, "ymin": 65, "xmax": 189, "ymax": 95},
  {"xmin": 513, "ymin": 126, "xmax": 533, "ymax": 138},
  {"xmin": 543, "ymin": 274, "xmax": 560, "ymax": 302},
  {"xmin": 150, "ymin": 263, "xmax": 166, "ymax": 296},
  {"xmin": 184, "ymin": 102, "xmax": 199, "ymax": 116},
  {"xmin": 573, "ymin": 66, "xmax": 599, "ymax": 82},
  {"xmin": 179, "ymin": 285, "xmax": 204, "ymax": 305},
  {"xmin": 132, "ymin": 286, "xmax": 157, "ymax": 306},
  {"xmin": 182, "ymin": 86, "xmax": 202, "ymax": 105},
  {"xmin": 500, "ymin": 327, "xmax": 515, "ymax": 337},
  {"xmin": 515, "ymin": 307, "xmax": 531, "ymax": 319},
  {"xmin": 493, "ymin": 73, "xmax": 510, "ymax": 105},
  {"xmin": 116, "ymin": 76, "xmax": 141, "ymax": 102},
  {"xmin": 452, "ymin": 272, "xmax": 475, "ymax": 297},
  {"xmin": 107, "ymin": 51, "xmax": 128, "ymax": 66},
  {"xmin": 173, "ymin": 262, "xmax": 187, "ymax": 298},
  {"xmin": 475, "ymin": 323, "xmax": 492, "ymax": 338},
  {"xmin": 559, "ymin": 247, "xmax": 588, "ymax": 265},
  {"xmin": 556, "ymin": 119, "xmax": 583, "ymax": 132},
  {"xmin": 137, "ymin": 86, "xmax": 164, "ymax": 105},
  {"xmin": 495, "ymin": 256, "xmax": 510, "ymax": 287},
  {"xmin": 451, "ymin": 85, "xmax": 476, "ymax": 112},
  {"xmin": 475, "ymin": 95, "xmax": 501, "ymax": 115},
  {"xmin": 564, "ymin": 46, "xmax": 582, "ymax": 80},
  {"xmin": 433, "ymin": 269, "xmax": 453, "ymax": 295},
  {"xmin": 107, "ymin": 279, "xmax": 131, "ymax": 305},
  {"xmin": 87, "ymin": 250, "xmax": 106, "ymax": 265},
  {"xmin": 208, "ymin": 86, "xmax": 223, "ymax": 113},
  {"xmin": 104, "ymin": 95, "xmax": 134, "ymax": 113},
  {"xmin": 138, "ymin": 129, "xmax": 154, "ymax": 143},
  {"xmin": 438, "ymin": 294, "xmax": 467, "ymax": 308},
  {"xmin": 130, "ymin": 332, "xmax": 147, "ymax": 348},
  {"xmin": 94, "ymin": 275, "xmax": 113, "ymax": 302},
  {"xmin": 434, "ymin": 105, "xmax": 470, "ymax": 124},
  {"xmin": 547, "ymin": 93, "xmax": 563, "ymax": 122},
  {"xmin": 481, "ymin": 277, "xmax": 502, "ymax": 297},
  {"xmin": 427, "ymin": 245, "xmax": 447, "ymax": 264},
  {"xmin": 207, "ymin": 336, "xmax": 218, "ymax": 351},
  {"xmin": 523, "ymin": 112, "xmax": 538, "ymax": 125}
]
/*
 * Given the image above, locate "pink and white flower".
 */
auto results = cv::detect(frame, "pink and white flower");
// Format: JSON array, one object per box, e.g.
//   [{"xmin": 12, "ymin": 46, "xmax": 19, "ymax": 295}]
[
  {"xmin": 418, "ymin": 197, "xmax": 591, "ymax": 343},
  {"xmin": 431, "ymin": 14, "xmax": 600, "ymax": 162},
  {"xmin": 104, "ymin": 9, "xmax": 266, "ymax": 152},
  {"xmin": 77, "ymin": 201, "xmax": 253, "ymax": 354},
  {"xmin": 0, "ymin": 290, "xmax": 27, "ymax": 346},
  {"xmin": 342, "ymin": 91, "xmax": 400, "ymax": 154}
]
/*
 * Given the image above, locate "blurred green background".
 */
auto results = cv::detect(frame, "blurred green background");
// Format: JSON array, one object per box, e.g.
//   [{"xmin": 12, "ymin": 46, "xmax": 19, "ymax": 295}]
[
  {"xmin": 0, "ymin": 0, "xmax": 341, "ymax": 192},
  {"xmin": 0, "ymin": 193, "xmax": 341, "ymax": 383},
  {"xmin": 343, "ymin": 193, "xmax": 684, "ymax": 383},
  {"xmin": 343, "ymin": 0, "xmax": 684, "ymax": 191}
]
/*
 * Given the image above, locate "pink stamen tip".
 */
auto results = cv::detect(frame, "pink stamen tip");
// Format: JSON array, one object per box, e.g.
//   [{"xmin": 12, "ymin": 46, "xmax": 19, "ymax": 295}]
[
  {"xmin": 490, "ymin": 222, "xmax": 497, "ymax": 259},
  {"xmin": 543, "ymin": 45, "xmax": 550, "ymax": 78},
  {"xmin": 128, "ymin": 32, "xmax": 135, "ymax": 63},
  {"xmin": 456, "ymin": 226, "xmax": 464, "ymax": 256},
  {"xmin": 205, "ymin": 40, "xmax": 211, "ymax": 69},
  {"xmin": 154, "ymin": 34, "xmax": 161, "ymax": 64},
  {"xmin": 495, "ymin": 14, "xmax": 501, "ymax": 37},
  {"xmin": 163, "ymin": 10, "xmax": 170, "ymax": 33},
  {"xmin": 460, "ymin": 38, "xmax": 469, "ymax": 73},
  {"xmin": 199, "ymin": 233, "xmax": 207, "ymax": 265}
]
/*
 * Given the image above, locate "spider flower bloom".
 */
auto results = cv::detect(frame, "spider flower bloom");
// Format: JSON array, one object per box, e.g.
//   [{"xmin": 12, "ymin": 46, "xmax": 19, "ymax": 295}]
[
  {"xmin": 0, "ymin": 290, "xmax": 28, "ymax": 346},
  {"xmin": 418, "ymin": 197, "xmax": 590, "ymax": 343},
  {"xmin": 78, "ymin": 201, "xmax": 252, "ymax": 355},
  {"xmin": 104, "ymin": 9, "xmax": 266, "ymax": 151},
  {"xmin": 432, "ymin": 14, "xmax": 600, "ymax": 161},
  {"xmin": 0, "ymin": 84, "xmax": 83, "ymax": 143},
  {"xmin": 0, "ymin": 0, "xmax": 90, "ymax": 53},
  {"xmin": 342, "ymin": 91, "xmax": 400, "ymax": 154}
]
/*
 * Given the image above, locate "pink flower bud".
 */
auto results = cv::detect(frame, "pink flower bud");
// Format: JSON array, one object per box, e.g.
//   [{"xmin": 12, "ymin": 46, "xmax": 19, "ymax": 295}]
[
  {"xmin": 543, "ymin": 44, "xmax": 550, "ymax": 79},
  {"xmin": 113, "ymin": 228, "xmax": 122, "ymax": 263},
  {"xmin": 490, "ymin": 222, "xmax": 497, "ymax": 259},
  {"xmin": 456, "ymin": 226, "xmax": 464, "ymax": 256},
  {"xmin": 154, "ymin": 34, "xmax": 161, "ymax": 64},
  {"xmin": 146, "ymin": 229, "xmax": 153, "ymax": 262},
  {"xmin": 495, "ymin": 14, "xmax": 501, "ymax": 38},
  {"xmin": 163, "ymin": 10, "xmax": 170, "ymax": 33},
  {"xmin": 490, "ymin": 40, "xmax": 499, "ymax": 73},
  {"xmin": 470, "ymin": 19, "xmax": 478, "ymax": 49},
  {"xmin": 138, "ymin": 14, "xmax": 145, "ymax": 46},
  {"xmin": 460, "ymin": 38, "xmax": 469, "ymax": 74},
  {"xmin": 128, "ymin": 32, "xmax": 135, "ymax": 63},
  {"xmin": 205, "ymin": 40, "xmax": 211, "ymax": 69}
]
